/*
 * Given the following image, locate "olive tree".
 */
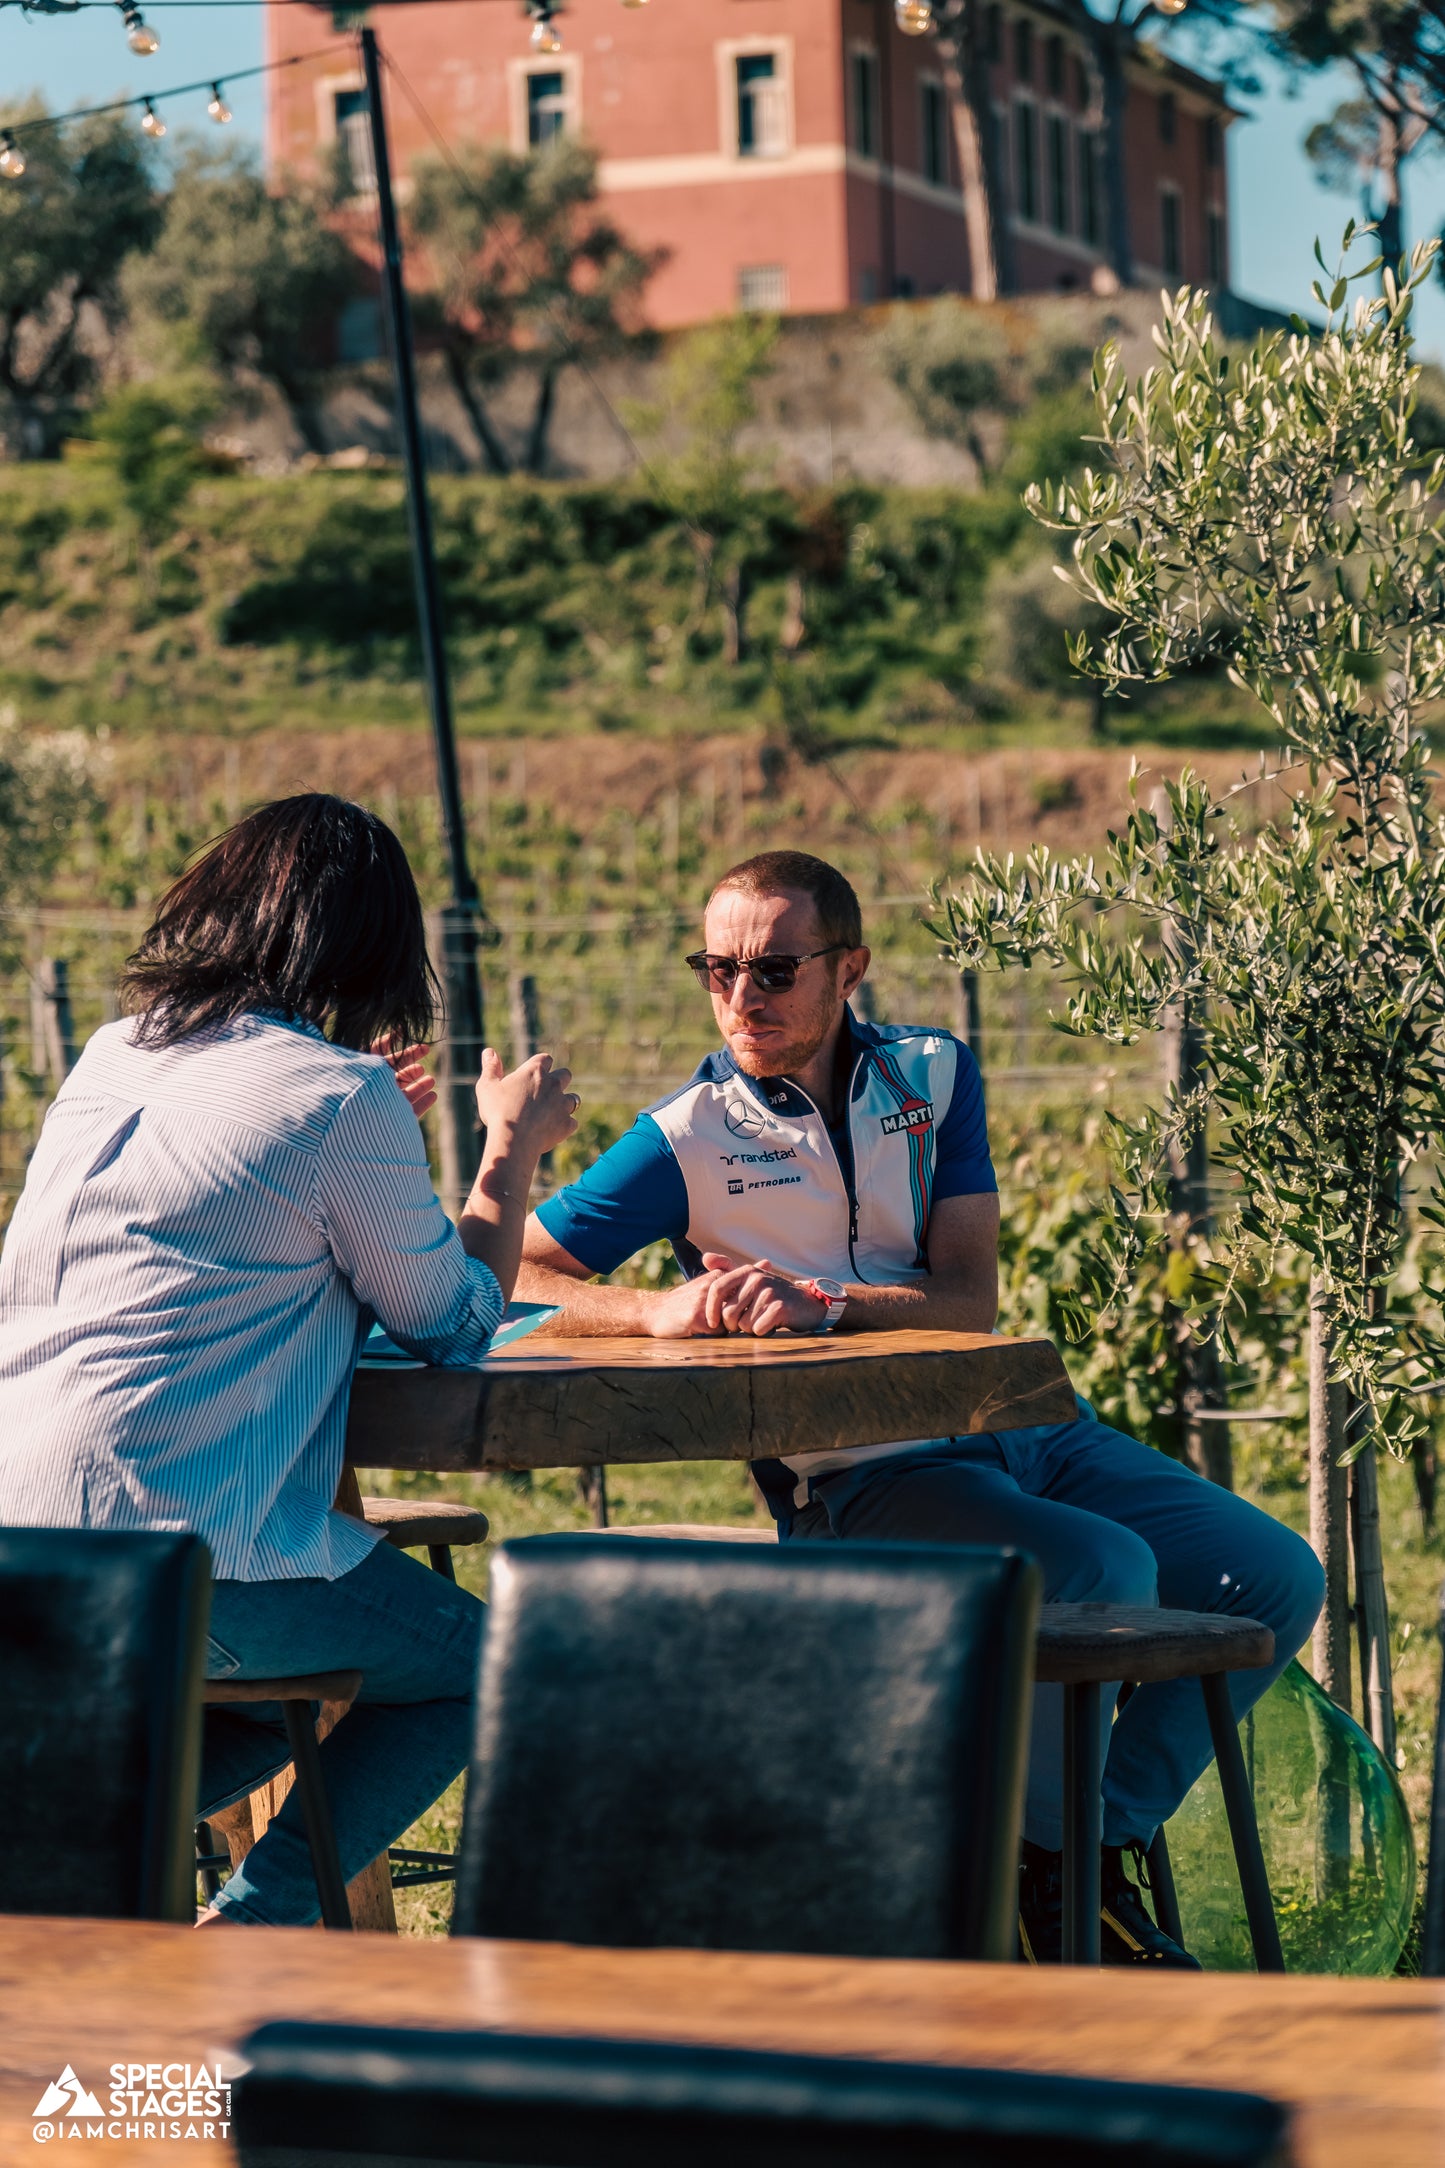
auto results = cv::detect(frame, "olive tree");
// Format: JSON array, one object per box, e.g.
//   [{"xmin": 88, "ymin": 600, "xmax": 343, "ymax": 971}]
[{"xmin": 933, "ymin": 228, "xmax": 1445, "ymax": 1740}]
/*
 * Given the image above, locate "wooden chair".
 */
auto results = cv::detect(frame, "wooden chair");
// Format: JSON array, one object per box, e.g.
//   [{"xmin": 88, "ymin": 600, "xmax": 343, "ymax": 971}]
[
  {"xmin": 0, "ymin": 1528, "xmax": 208, "ymax": 1922},
  {"xmin": 453, "ymin": 1535, "xmax": 1040, "ymax": 1961},
  {"xmin": 232, "ymin": 2021, "xmax": 1291, "ymax": 2168},
  {"xmin": 198, "ymin": 1671, "xmax": 361, "ymax": 1930},
  {"xmin": 359, "ymin": 1498, "xmax": 489, "ymax": 1583},
  {"xmin": 1423, "ymin": 1575, "xmax": 1445, "ymax": 1977}
]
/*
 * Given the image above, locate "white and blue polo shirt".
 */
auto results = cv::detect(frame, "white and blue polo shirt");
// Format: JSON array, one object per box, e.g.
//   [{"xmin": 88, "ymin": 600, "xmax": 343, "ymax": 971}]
[{"xmin": 534, "ymin": 1010, "xmax": 997, "ymax": 1512}]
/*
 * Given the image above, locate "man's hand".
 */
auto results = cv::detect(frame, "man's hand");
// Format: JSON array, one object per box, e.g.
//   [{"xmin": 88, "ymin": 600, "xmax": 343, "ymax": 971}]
[
  {"xmin": 705, "ymin": 1257, "xmax": 829, "ymax": 1337},
  {"xmin": 644, "ymin": 1251, "xmax": 738, "ymax": 1338},
  {"xmin": 375, "ymin": 1040, "xmax": 439, "ymax": 1124}
]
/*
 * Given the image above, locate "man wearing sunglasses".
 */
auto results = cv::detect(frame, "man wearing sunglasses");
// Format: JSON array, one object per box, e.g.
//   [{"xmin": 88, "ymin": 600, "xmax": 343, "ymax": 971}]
[{"xmin": 515, "ymin": 849, "xmax": 1323, "ymax": 1973}]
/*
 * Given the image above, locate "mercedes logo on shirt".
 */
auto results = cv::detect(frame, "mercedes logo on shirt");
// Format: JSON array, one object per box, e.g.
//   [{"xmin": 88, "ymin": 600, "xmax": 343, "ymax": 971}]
[{"xmin": 724, "ymin": 1097, "xmax": 770, "ymax": 1138}]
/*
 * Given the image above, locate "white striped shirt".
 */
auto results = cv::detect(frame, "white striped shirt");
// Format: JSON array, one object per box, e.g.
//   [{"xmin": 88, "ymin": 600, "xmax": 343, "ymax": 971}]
[{"xmin": 0, "ymin": 1011, "xmax": 503, "ymax": 1581}]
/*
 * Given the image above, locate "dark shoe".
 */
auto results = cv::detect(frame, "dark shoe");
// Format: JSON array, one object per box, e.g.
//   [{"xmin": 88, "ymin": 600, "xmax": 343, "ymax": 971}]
[
  {"xmin": 1017, "ymin": 1838, "xmax": 1063, "ymax": 1964},
  {"xmin": 1100, "ymin": 1845, "xmax": 1202, "ymax": 1969}
]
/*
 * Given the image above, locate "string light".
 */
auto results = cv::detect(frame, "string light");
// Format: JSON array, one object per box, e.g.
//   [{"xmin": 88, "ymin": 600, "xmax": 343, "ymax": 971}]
[
  {"xmin": 140, "ymin": 97, "xmax": 166, "ymax": 137},
  {"xmin": 620, "ymin": 0, "xmax": 650, "ymax": 9},
  {"xmin": 206, "ymin": 81, "xmax": 232, "ymax": 123},
  {"xmin": 1155, "ymin": 0, "xmax": 1189, "ymax": 13},
  {"xmin": 0, "ymin": 130, "xmax": 25, "ymax": 180},
  {"xmin": 894, "ymin": 0, "xmax": 934, "ymax": 32},
  {"xmin": 529, "ymin": 10, "xmax": 563, "ymax": 54},
  {"xmin": 119, "ymin": 3, "xmax": 160, "ymax": 55}
]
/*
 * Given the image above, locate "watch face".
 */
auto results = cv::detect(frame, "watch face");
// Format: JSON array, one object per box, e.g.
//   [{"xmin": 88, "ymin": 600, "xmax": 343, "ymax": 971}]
[{"xmin": 813, "ymin": 1278, "xmax": 846, "ymax": 1300}]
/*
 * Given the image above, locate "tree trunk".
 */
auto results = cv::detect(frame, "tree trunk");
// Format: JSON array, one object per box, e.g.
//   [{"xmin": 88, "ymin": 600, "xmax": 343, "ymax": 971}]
[
  {"xmin": 721, "ymin": 560, "xmax": 749, "ymax": 666},
  {"xmin": 1094, "ymin": 22, "xmax": 1132, "ymax": 289},
  {"xmin": 1349, "ymin": 1430, "xmax": 1397, "ymax": 1761},
  {"xmin": 1309, "ymin": 1277, "xmax": 1352, "ymax": 1711},
  {"xmin": 938, "ymin": 3, "xmax": 1008, "ymax": 299},
  {"xmin": 445, "ymin": 347, "xmax": 512, "ymax": 476},
  {"xmin": 523, "ymin": 362, "xmax": 558, "ymax": 477},
  {"xmin": 1376, "ymin": 84, "xmax": 1405, "ymax": 270}
]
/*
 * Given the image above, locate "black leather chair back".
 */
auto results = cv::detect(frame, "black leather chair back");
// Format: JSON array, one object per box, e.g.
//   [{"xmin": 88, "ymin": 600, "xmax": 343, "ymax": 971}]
[
  {"xmin": 232, "ymin": 2022, "xmax": 1292, "ymax": 2167},
  {"xmin": 0, "ymin": 1528, "xmax": 210, "ymax": 1921},
  {"xmin": 453, "ymin": 1536, "xmax": 1039, "ymax": 1961}
]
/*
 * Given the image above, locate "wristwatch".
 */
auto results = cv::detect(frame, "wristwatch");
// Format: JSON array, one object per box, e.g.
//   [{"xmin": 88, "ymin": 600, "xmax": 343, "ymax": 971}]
[{"xmin": 800, "ymin": 1276, "xmax": 848, "ymax": 1332}]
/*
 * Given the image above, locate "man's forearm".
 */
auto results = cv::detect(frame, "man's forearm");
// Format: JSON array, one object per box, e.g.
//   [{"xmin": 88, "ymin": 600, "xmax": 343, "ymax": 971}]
[
  {"xmin": 512, "ymin": 1258, "xmax": 653, "ymax": 1336},
  {"xmin": 837, "ymin": 1277, "xmax": 998, "ymax": 1334}
]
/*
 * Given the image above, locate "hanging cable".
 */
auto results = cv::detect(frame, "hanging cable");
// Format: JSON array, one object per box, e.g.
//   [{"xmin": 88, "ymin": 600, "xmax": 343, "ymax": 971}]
[{"xmin": 0, "ymin": 42, "xmax": 351, "ymax": 148}]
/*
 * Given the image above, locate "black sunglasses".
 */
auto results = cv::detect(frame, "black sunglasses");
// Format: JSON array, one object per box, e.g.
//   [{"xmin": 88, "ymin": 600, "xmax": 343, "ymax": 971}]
[{"xmin": 686, "ymin": 946, "xmax": 845, "ymax": 994}]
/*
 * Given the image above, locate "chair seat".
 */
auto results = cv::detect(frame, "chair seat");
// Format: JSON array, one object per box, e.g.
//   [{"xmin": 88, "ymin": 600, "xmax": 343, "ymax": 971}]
[
  {"xmin": 583, "ymin": 1524, "xmax": 778, "ymax": 1542},
  {"xmin": 1035, "ymin": 1604, "xmax": 1274, "ymax": 1685},
  {"xmin": 202, "ymin": 1671, "xmax": 363, "ymax": 1705},
  {"xmin": 361, "ymin": 1500, "xmax": 490, "ymax": 1549}
]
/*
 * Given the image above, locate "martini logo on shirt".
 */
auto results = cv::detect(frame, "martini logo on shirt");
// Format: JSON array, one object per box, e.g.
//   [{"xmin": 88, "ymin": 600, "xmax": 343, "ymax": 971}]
[{"xmin": 880, "ymin": 1102, "xmax": 933, "ymax": 1134}]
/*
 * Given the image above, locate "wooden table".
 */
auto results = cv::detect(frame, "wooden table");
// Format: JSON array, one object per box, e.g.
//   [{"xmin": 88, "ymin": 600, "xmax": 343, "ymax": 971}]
[
  {"xmin": 1, "ymin": 1918, "xmax": 1439, "ymax": 2165},
  {"xmin": 346, "ymin": 1328, "xmax": 1077, "ymax": 1471}
]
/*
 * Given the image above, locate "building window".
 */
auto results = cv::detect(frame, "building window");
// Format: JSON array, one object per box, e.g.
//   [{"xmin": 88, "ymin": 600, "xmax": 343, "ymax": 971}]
[
  {"xmin": 738, "ymin": 263, "xmax": 789, "ymax": 311},
  {"xmin": 1161, "ymin": 185, "xmax": 1182, "ymax": 277},
  {"xmin": 1047, "ymin": 112, "xmax": 1069, "ymax": 234},
  {"xmin": 1046, "ymin": 33, "xmax": 1064, "ymax": 98},
  {"xmin": 1013, "ymin": 15, "xmax": 1033, "ymax": 83},
  {"xmin": 336, "ymin": 296, "xmax": 381, "ymax": 363},
  {"xmin": 920, "ymin": 78, "xmax": 947, "ymax": 185},
  {"xmin": 526, "ymin": 69, "xmax": 569, "ymax": 148},
  {"xmin": 1015, "ymin": 97, "xmax": 1038, "ymax": 220},
  {"xmin": 1073, "ymin": 53, "xmax": 1089, "ymax": 109},
  {"xmin": 736, "ymin": 52, "xmax": 787, "ymax": 158},
  {"xmin": 1204, "ymin": 112, "xmax": 1222, "ymax": 167},
  {"xmin": 851, "ymin": 47, "xmax": 880, "ymax": 159},
  {"xmin": 333, "ymin": 88, "xmax": 376, "ymax": 194},
  {"xmin": 1158, "ymin": 90, "xmax": 1176, "ymax": 146},
  {"xmin": 1207, "ymin": 205, "xmax": 1225, "ymax": 285},
  {"xmin": 985, "ymin": 5, "xmax": 1002, "ymax": 63},
  {"xmin": 1078, "ymin": 128, "xmax": 1101, "ymax": 246},
  {"xmin": 859, "ymin": 265, "xmax": 879, "ymax": 303}
]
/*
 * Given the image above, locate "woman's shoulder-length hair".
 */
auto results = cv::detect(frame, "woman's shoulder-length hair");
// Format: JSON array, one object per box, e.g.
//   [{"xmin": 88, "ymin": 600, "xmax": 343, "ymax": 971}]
[{"xmin": 120, "ymin": 793, "xmax": 439, "ymax": 1054}]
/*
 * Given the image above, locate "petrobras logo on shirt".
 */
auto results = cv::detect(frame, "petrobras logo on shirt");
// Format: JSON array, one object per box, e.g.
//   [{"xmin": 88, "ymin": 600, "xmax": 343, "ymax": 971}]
[{"xmin": 880, "ymin": 1102, "xmax": 934, "ymax": 1134}]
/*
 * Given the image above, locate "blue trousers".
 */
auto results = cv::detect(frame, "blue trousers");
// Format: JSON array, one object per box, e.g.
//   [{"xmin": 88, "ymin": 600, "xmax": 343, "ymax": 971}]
[
  {"xmin": 786, "ymin": 1411, "xmax": 1325, "ymax": 1851},
  {"xmin": 199, "ymin": 1538, "xmax": 484, "ymax": 1925}
]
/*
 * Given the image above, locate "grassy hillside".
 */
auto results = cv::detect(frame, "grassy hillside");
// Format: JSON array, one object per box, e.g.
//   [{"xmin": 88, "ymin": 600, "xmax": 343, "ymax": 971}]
[{"xmin": 0, "ymin": 465, "xmax": 1267, "ymax": 748}]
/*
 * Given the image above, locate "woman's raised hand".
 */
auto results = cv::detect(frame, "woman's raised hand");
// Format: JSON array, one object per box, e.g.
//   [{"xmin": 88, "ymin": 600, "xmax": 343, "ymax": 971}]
[
  {"xmin": 474, "ymin": 1046, "xmax": 580, "ymax": 1154},
  {"xmin": 374, "ymin": 1040, "xmax": 439, "ymax": 1123}
]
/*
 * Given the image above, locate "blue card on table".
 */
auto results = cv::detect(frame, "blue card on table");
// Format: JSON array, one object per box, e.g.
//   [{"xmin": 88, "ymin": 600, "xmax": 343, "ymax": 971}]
[{"xmin": 357, "ymin": 1303, "xmax": 561, "ymax": 1369}]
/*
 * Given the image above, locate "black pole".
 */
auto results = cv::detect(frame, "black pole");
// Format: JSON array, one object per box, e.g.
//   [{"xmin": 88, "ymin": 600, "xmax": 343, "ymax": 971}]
[{"xmin": 362, "ymin": 26, "xmax": 485, "ymax": 1209}]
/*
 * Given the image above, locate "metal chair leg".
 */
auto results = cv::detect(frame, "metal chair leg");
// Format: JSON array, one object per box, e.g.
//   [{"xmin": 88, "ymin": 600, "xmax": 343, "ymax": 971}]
[
  {"xmin": 425, "ymin": 1544, "xmax": 457, "ymax": 1581},
  {"xmin": 195, "ymin": 1820, "xmax": 223, "ymax": 1904},
  {"xmin": 1062, "ymin": 1679, "xmax": 1102, "ymax": 1964},
  {"xmin": 281, "ymin": 1699, "xmax": 353, "ymax": 1931},
  {"xmin": 1144, "ymin": 1825, "xmax": 1185, "ymax": 1947},
  {"xmin": 1201, "ymin": 1670, "xmax": 1284, "ymax": 1973}
]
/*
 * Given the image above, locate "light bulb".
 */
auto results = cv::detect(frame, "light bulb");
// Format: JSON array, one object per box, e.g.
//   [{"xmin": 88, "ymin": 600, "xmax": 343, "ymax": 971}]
[
  {"xmin": 140, "ymin": 100, "xmax": 166, "ymax": 140},
  {"xmin": 895, "ymin": 0, "xmax": 934, "ymax": 32},
  {"xmin": 0, "ymin": 133, "xmax": 25, "ymax": 180},
  {"xmin": 1154, "ymin": 0, "xmax": 1188, "ymax": 13},
  {"xmin": 122, "ymin": 6, "xmax": 160, "ymax": 56},
  {"xmin": 620, "ymin": 0, "xmax": 650, "ymax": 8},
  {"xmin": 207, "ymin": 84, "xmax": 232, "ymax": 125},
  {"xmin": 531, "ymin": 16, "xmax": 564, "ymax": 52}
]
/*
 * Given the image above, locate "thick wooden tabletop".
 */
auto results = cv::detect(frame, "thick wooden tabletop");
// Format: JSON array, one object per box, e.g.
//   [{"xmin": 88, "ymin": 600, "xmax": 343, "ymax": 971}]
[
  {"xmin": 1, "ymin": 1918, "xmax": 1439, "ymax": 2165},
  {"xmin": 346, "ymin": 1328, "xmax": 1076, "ymax": 1471}
]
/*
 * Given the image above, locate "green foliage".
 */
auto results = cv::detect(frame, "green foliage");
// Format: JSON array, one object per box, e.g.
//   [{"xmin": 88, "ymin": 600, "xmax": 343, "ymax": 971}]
[
  {"xmin": 0, "ymin": 105, "xmax": 161, "ymax": 451},
  {"xmin": 876, "ymin": 298, "xmax": 1095, "ymax": 482},
  {"xmin": 0, "ymin": 713, "xmax": 93, "ymax": 964},
  {"xmin": 85, "ymin": 372, "xmax": 218, "ymax": 552},
  {"xmin": 408, "ymin": 138, "xmax": 659, "ymax": 476},
  {"xmin": 121, "ymin": 144, "xmax": 356, "ymax": 454},
  {"xmin": 936, "ymin": 227, "xmax": 1445, "ymax": 1452}
]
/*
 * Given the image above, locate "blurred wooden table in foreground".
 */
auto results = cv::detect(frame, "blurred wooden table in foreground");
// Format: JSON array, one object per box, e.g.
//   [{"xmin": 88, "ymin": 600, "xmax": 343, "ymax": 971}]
[
  {"xmin": 346, "ymin": 1328, "xmax": 1077, "ymax": 1471},
  {"xmin": 0, "ymin": 1918, "xmax": 1439, "ymax": 2165}
]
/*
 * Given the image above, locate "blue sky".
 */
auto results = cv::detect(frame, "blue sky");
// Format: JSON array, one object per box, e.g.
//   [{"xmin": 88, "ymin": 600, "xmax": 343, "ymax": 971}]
[{"xmin": 3, "ymin": 2, "xmax": 1444, "ymax": 355}]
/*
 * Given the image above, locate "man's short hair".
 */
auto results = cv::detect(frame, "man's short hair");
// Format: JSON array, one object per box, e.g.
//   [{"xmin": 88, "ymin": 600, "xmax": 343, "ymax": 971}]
[{"xmin": 709, "ymin": 851, "xmax": 863, "ymax": 952}]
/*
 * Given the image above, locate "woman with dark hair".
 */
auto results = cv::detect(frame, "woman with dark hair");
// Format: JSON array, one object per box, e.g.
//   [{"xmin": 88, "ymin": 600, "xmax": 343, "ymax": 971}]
[{"xmin": 0, "ymin": 794, "xmax": 577, "ymax": 1926}]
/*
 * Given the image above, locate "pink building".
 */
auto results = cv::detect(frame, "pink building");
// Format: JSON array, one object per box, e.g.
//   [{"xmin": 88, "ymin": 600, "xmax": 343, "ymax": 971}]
[{"xmin": 267, "ymin": 0, "xmax": 1234, "ymax": 325}]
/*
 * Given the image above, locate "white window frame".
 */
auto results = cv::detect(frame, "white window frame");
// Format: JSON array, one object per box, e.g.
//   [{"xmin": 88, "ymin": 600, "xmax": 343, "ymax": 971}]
[
  {"xmin": 737, "ymin": 263, "xmax": 790, "ymax": 311},
  {"xmin": 507, "ymin": 55, "xmax": 582, "ymax": 154},
  {"xmin": 315, "ymin": 72, "xmax": 375, "ymax": 197},
  {"xmin": 847, "ymin": 39, "xmax": 881, "ymax": 163},
  {"xmin": 717, "ymin": 38, "xmax": 794, "ymax": 161}
]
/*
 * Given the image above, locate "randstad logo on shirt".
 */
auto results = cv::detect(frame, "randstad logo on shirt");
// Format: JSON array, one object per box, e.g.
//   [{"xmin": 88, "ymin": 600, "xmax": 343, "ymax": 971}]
[
  {"xmin": 880, "ymin": 1103, "xmax": 934, "ymax": 1134},
  {"xmin": 32, "ymin": 2061, "xmax": 232, "ymax": 2144}
]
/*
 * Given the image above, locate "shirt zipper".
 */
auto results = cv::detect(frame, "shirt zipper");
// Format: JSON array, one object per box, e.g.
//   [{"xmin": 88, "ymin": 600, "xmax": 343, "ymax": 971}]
[{"xmin": 779, "ymin": 1047, "xmax": 867, "ymax": 1281}]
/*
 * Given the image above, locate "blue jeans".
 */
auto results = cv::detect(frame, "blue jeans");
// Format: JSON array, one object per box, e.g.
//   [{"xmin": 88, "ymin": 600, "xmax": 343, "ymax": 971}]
[
  {"xmin": 787, "ymin": 1410, "xmax": 1325, "ymax": 1851},
  {"xmin": 200, "ymin": 1539, "xmax": 484, "ymax": 1925}
]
